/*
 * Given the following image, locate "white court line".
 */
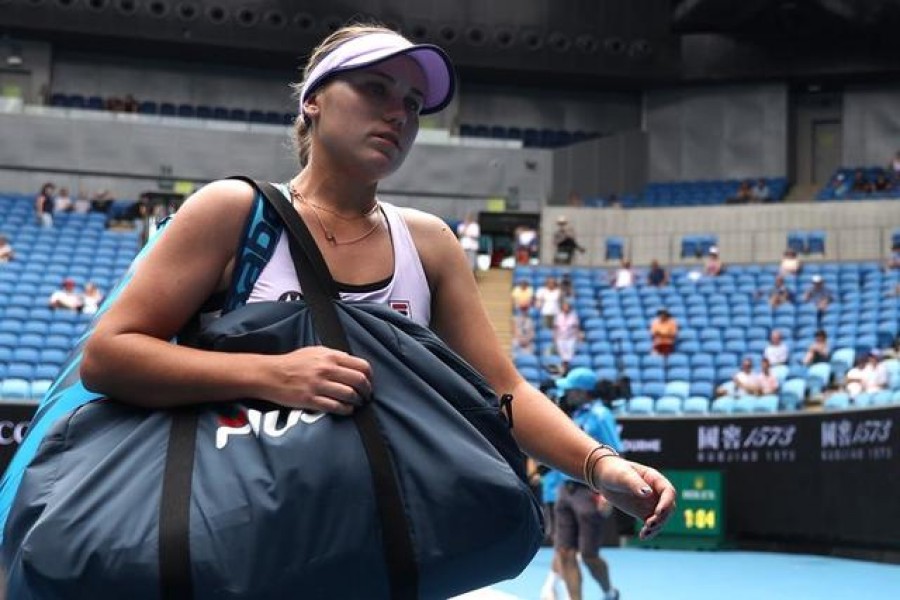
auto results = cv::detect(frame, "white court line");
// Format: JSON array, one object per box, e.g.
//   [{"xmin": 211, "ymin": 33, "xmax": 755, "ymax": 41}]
[{"xmin": 450, "ymin": 588, "xmax": 522, "ymax": 600}]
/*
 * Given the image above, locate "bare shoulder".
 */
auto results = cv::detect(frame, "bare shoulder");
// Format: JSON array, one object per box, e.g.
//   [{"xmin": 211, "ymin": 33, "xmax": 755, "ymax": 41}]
[
  {"xmin": 176, "ymin": 178, "xmax": 257, "ymax": 224},
  {"xmin": 395, "ymin": 206, "xmax": 462, "ymax": 279}
]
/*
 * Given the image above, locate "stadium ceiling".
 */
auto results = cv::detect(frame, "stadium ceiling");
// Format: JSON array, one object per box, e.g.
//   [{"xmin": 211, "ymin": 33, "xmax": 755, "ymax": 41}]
[
  {"xmin": 1, "ymin": 0, "xmax": 898, "ymax": 88},
  {"xmin": 0, "ymin": 0, "xmax": 679, "ymax": 89}
]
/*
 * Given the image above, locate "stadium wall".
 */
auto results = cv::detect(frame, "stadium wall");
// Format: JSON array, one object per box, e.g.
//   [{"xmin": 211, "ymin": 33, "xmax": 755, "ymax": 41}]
[
  {"xmin": 645, "ymin": 84, "xmax": 789, "ymax": 183},
  {"xmin": 842, "ymin": 85, "xmax": 900, "ymax": 169},
  {"xmin": 541, "ymin": 202, "xmax": 900, "ymax": 267}
]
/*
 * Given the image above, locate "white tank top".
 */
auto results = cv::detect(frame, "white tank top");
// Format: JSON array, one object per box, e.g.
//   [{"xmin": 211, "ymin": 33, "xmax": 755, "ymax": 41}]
[{"xmin": 247, "ymin": 185, "xmax": 432, "ymax": 327}]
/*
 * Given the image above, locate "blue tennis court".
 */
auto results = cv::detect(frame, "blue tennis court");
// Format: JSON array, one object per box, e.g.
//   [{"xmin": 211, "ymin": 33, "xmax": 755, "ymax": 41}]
[{"xmin": 460, "ymin": 547, "xmax": 900, "ymax": 600}]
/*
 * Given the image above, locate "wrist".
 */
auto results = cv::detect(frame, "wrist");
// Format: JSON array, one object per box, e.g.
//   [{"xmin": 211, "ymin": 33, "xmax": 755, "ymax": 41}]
[{"xmin": 583, "ymin": 444, "xmax": 620, "ymax": 493}]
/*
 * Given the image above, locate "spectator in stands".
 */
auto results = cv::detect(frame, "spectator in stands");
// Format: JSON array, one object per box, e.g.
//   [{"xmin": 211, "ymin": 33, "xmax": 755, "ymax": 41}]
[
  {"xmin": 511, "ymin": 278, "xmax": 534, "ymax": 313},
  {"xmin": 851, "ymin": 169, "xmax": 872, "ymax": 194},
  {"xmin": 81, "ymin": 281, "xmax": 104, "ymax": 315},
  {"xmin": 646, "ymin": 259, "xmax": 668, "ymax": 287},
  {"xmin": 704, "ymin": 246, "xmax": 724, "ymax": 277},
  {"xmin": 553, "ymin": 216, "xmax": 585, "ymax": 265},
  {"xmin": 554, "ymin": 299, "xmax": 582, "ymax": 375},
  {"xmin": 803, "ymin": 330, "xmax": 830, "ymax": 366},
  {"xmin": 72, "ymin": 189, "xmax": 91, "ymax": 214},
  {"xmin": 536, "ymin": 277, "xmax": 562, "ymax": 329},
  {"xmin": 514, "ymin": 224, "xmax": 538, "ymax": 265},
  {"xmin": 766, "ymin": 274, "xmax": 794, "ymax": 308},
  {"xmin": 755, "ymin": 358, "xmax": 780, "ymax": 395},
  {"xmin": 606, "ymin": 194, "xmax": 621, "ymax": 209},
  {"xmin": 48, "ymin": 278, "xmax": 83, "ymax": 311},
  {"xmin": 828, "ymin": 173, "xmax": 850, "ymax": 198},
  {"xmin": 891, "ymin": 151, "xmax": 900, "ymax": 183},
  {"xmin": 106, "ymin": 96, "xmax": 125, "ymax": 112},
  {"xmin": 886, "ymin": 241, "xmax": 900, "ymax": 272},
  {"xmin": 512, "ymin": 304, "xmax": 536, "ymax": 356},
  {"xmin": 726, "ymin": 180, "xmax": 752, "ymax": 204},
  {"xmin": 456, "ymin": 212, "xmax": 481, "ymax": 274},
  {"xmin": 91, "ymin": 189, "xmax": 114, "ymax": 213},
  {"xmin": 122, "ymin": 94, "xmax": 139, "ymax": 113},
  {"xmin": 34, "ymin": 182, "xmax": 55, "ymax": 228},
  {"xmin": 729, "ymin": 357, "xmax": 759, "ymax": 396},
  {"xmin": 559, "ymin": 274, "xmax": 574, "ymax": 300},
  {"xmin": 54, "ymin": 187, "xmax": 73, "ymax": 213},
  {"xmin": 803, "ymin": 275, "xmax": 833, "ymax": 318},
  {"xmin": 844, "ymin": 351, "xmax": 888, "ymax": 398},
  {"xmin": 873, "ymin": 172, "xmax": 893, "ymax": 193},
  {"xmin": 610, "ymin": 259, "xmax": 635, "ymax": 289},
  {"xmin": 649, "ymin": 308, "xmax": 678, "ymax": 357},
  {"xmin": 778, "ymin": 248, "xmax": 801, "ymax": 276},
  {"xmin": 0, "ymin": 235, "xmax": 14, "ymax": 263},
  {"xmin": 750, "ymin": 178, "xmax": 771, "ymax": 202},
  {"xmin": 763, "ymin": 329, "xmax": 789, "ymax": 366}
]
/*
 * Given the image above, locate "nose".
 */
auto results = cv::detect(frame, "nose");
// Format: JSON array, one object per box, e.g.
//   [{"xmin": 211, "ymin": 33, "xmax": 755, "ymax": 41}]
[{"xmin": 383, "ymin": 95, "xmax": 407, "ymax": 129}]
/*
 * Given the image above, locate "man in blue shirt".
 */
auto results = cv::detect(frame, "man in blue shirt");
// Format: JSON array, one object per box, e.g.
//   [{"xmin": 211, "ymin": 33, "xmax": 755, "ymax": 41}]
[{"xmin": 548, "ymin": 367, "xmax": 622, "ymax": 600}]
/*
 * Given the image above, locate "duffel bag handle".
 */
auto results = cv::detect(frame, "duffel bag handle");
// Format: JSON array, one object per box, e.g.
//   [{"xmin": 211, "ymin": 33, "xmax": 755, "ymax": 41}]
[{"xmin": 224, "ymin": 177, "xmax": 419, "ymax": 600}]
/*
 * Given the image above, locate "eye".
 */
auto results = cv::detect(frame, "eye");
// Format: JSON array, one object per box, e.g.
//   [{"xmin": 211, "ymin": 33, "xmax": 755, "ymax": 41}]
[{"xmin": 404, "ymin": 96, "xmax": 424, "ymax": 114}]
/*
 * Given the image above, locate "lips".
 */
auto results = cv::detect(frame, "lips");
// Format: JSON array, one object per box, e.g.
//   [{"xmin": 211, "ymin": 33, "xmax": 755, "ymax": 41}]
[{"xmin": 372, "ymin": 131, "xmax": 400, "ymax": 150}]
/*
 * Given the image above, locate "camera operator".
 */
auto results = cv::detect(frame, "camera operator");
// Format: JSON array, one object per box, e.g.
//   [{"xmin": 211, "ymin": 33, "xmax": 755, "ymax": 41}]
[{"xmin": 541, "ymin": 367, "xmax": 623, "ymax": 600}]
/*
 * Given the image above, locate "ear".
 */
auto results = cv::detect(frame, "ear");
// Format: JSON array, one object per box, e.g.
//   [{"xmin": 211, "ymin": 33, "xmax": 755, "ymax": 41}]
[{"xmin": 303, "ymin": 92, "xmax": 321, "ymax": 122}]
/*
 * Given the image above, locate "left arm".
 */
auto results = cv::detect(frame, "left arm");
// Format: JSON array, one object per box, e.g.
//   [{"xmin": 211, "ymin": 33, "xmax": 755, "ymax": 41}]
[{"xmin": 405, "ymin": 210, "xmax": 674, "ymax": 538}]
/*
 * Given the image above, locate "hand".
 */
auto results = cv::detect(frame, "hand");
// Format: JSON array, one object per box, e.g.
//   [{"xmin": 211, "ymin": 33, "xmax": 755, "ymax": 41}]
[
  {"xmin": 595, "ymin": 493, "xmax": 614, "ymax": 517},
  {"xmin": 265, "ymin": 346, "xmax": 373, "ymax": 415},
  {"xmin": 593, "ymin": 457, "xmax": 676, "ymax": 540}
]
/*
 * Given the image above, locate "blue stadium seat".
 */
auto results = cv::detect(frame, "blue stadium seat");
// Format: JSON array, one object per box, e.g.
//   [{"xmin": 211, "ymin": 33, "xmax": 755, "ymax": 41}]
[
  {"xmin": 806, "ymin": 362, "xmax": 832, "ymax": 396},
  {"xmin": 655, "ymin": 396, "xmax": 682, "ymax": 415},
  {"xmin": 0, "ymin": 379, "xmax": 31, "ymax": 401},
  {"xmin": 710, "ymin": 396, "xmax": 734, "ymax": 414},
  {"xmin": 689, "ymin": 381, "xmax": 714, "ymax": 399},
  {"xmin": 755, "ymin": 395, "xmax": 779, "ymax": 413},
  {"xmin": 641, "ymin": 381, "xmax": 666, "ymax": 399},
  {"xmin": 683, "ymin": 396, "xmax": 710, "ymax": 414},
  {"xmin": 628, "ymin": 396, "xmax": 655, "ymax": 415},
  {"xmin": 605, "ymin": 237, "xmax": 624, "ymax": 261},
  {"xmin": 733, "ymin": 396, "xmax": 756, "ymax": 413},
  {"xmin": 780, "ymin": 378, "xmax": 807, "ymax": 410},
  {"xmin": 824, "ymin": 392, "xmax": 850, "ymax": 410},
  {"xmin": 663, "ymin": 380, "xmax": 690, "ymax": 400}
]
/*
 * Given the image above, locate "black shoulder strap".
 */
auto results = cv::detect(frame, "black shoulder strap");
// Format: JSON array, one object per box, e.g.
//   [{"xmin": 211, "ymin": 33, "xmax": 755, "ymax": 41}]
[{"xmin": 235, "ymin": 177, "xmax": 418, "ymax": 599}]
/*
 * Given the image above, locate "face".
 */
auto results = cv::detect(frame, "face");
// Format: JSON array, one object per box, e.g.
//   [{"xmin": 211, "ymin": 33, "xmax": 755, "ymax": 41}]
[
  {"xmin": 305, "ymin": 54, "xmax": 427, "ymax": 180},
  {"xmin": 742, "ymin": 359, "xmax": 752, "ymax": 371},
  {"xmin": 771, "ymin": 330, "xmax": 781, "ymax": 344}
]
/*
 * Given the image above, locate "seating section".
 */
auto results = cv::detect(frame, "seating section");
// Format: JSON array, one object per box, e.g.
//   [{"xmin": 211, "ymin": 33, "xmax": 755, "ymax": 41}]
[
  {"xmin": 627, "ymin": 178, "xmax": 788, "ymax": 208},
  {"xmin": 458, "ymin": 124, "xmax": 603, "ymax": 149},
  {"xmin": 513, "ymin": 261, "xmax": 899, "ymax": 416},
  {"xmin": 817, "ymin": 167, "xmax": 900, "ymax": 201},
  {"xmin": 48, "ymin": 93, "xmax": 295, "ymax": 126},
  {"xmin": 0, "ymin": 194, "xmax": 141, "ymax": 401}
]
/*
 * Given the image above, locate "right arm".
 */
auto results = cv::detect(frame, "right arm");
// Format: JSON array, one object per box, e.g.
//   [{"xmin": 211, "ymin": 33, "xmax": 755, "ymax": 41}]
[{"xmin": 81, "ymin": 180, "xmax": 371, "ymax": 412}]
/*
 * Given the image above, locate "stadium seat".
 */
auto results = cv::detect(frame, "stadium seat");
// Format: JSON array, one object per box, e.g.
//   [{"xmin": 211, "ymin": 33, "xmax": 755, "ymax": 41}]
[
  {"xmin": 0, "ymin": 379, "xmax": 31, "ymax": 401},
  {"xmin": 824, "ymin": 392, "xmax": 850, "ymax": 410},
  {"xmin": 655, "ymin": 396, "xmax": 682, "ymax": 415},
  {"xmin": 683, "ymin": 396, "xmax": 710, "ymax": 414},
  {"xmin": 627, "ymin": 396, "xmax": 654, "ymax": 415},
  {"xmin": 780, "ymin": 378, "xmax": 807, "ymax": 411},
  {"xmin": 806, "ymin": 362, "xmax": 832, "ymax": 396},
  {"xmin": 733, "ymin": 396, "xmax": 756, "ymax": 413},
  {"xmin": 755, "ymin": 395, "xmax": 779, "ymax": 413},
  {"xmin": 710, "ymin": 396, "xmax": 735, "ymax": 414},
  {"xmin": 663, "ymin": 380, "xmax": 690, "ymax": 400}
]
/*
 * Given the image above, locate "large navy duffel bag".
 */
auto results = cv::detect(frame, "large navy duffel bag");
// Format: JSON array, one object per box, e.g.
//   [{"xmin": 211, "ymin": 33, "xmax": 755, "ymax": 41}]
[{"xmin": 2, "ymin": 181, "xmax": 544, "ymax": 600}]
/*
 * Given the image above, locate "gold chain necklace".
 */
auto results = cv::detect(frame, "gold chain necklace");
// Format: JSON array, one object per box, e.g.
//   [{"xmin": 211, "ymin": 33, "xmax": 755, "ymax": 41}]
[{"xmin": 289, "ymin": 184, "xmax": 382, "ymax": 246}]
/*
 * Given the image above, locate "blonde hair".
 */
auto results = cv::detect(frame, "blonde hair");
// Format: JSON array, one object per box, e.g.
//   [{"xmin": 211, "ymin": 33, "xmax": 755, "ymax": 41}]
[{"xmin": 290, "ymin": 21, "xmax": 397, "ymax": 166}]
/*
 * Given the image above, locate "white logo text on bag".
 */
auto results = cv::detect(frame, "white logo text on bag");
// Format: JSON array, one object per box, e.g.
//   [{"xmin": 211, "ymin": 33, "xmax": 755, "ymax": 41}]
[{"xmin": 216, "ymin": 409, "xmax": 324, "ymax": 449}]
